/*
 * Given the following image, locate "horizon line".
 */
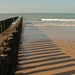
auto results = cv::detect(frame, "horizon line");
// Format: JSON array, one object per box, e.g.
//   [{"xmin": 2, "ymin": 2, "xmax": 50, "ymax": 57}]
[{"xmin": 0, "ymin": 12, "xmax": 75, "ymax": 14}]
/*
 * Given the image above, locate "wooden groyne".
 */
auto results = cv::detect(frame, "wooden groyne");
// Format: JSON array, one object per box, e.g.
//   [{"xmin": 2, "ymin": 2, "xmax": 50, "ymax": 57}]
[
  {"xmin": 0, "ymin": 17, "xmax": 23, "ymax": 75},
  {"xmin": 0, "ymin": 17, "xmax": 18, "ymax": 33}
]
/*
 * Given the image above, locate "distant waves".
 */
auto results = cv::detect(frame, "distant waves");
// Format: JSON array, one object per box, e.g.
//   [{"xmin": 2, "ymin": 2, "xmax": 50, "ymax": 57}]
[
  {"xmin": 41, "ymin": 18, "xmax": 75, "ymax": 21},
  {"xmin": 24, "ymin": 18, "xmax": 75, "ymax": 26},
  {"xmin": 33, "ymin": 21, "xmax": 75, "ymax": 26}
]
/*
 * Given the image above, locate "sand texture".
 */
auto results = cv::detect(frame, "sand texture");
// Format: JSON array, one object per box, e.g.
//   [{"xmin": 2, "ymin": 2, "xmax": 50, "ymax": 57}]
[
  {"xmin": 15, "ymin": 24, "xmax": 75, "ymax": 75},
  {"xmin": 37, "ymin": 26, "xmax": 75, "ymax": 58}
]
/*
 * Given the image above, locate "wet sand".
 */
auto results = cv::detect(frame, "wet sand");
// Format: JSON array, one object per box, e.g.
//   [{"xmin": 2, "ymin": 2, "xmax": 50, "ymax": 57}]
[
  {"xmin": 37, "ymin": 26, "xmax": 75, "ymax": 58},
  {"xmin": 15, "ymin": 25, "xmax": 75, "ymax": 75}
]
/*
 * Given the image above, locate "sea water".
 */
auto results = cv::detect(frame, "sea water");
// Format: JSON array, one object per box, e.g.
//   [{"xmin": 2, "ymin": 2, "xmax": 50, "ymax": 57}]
[{"xmin": 0, "ymin": 13, "xmax": 75, "ymax": 26}]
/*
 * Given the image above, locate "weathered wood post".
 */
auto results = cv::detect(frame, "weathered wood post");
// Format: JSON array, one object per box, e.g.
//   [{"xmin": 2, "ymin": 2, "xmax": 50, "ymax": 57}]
[{"xmin": 0, "ymin": 17, "xmax": 23, "ymax": 75}]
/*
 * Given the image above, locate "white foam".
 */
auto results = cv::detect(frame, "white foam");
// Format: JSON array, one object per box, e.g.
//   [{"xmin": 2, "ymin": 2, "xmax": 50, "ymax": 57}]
[
  {"xmin": 33, "ymin": 21, "xmax": 75, "ymax": 26},
  {"xmin": 41, "ymin": 18, "xmax": 75, "ymax": 21}
]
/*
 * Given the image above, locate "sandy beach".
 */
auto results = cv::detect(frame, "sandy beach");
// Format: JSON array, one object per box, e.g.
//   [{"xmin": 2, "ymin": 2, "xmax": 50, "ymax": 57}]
[
  {"xmin": 1, "ymin": 0, "xmax": 75, "ymax": 74},
  {"xmin": 15, "ymin": 24, "xmax": 75, "ymax": 75},
  {"xmin": 37, "ymin": 26, "xmax": 75, "ymax": 58}
]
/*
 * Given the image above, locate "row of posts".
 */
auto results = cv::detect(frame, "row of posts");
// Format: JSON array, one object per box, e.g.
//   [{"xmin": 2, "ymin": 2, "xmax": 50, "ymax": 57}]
[
  {"xmin": 0, "ymin": 17, "xmax": 23, "ymax": 75},
  {"xmin": 0, "ymin": 17, "xmax": 18, "ymax": 33}
]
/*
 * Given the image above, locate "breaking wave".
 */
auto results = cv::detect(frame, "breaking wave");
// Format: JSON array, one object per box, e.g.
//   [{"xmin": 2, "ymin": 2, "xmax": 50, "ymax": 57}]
[
  {"xmin": 33, "ymin": 21, "xmax": 75, "ymax": 26},
  {"xmin": 41, "ymin": 18, "xmax": 75, "ymax": 21}
]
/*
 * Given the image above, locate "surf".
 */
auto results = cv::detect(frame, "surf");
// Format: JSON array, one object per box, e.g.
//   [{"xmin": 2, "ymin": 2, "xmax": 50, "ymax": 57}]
[{"xmin": 41, "ymin": 18, "xmax": 75, "ymax": 21}]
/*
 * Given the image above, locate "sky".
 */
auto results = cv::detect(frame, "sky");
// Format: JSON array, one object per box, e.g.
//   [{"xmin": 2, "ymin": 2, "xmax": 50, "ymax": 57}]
[{"xmin": 0, "ymin": 0, "xmax": 75, "ymax": 13}]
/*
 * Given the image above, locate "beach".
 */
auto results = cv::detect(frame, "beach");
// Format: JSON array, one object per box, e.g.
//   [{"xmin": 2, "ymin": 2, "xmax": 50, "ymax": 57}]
[
  {"xmin": 15, "ymin": 24, "xmax": 75, "ymax": 75},
  {"xmin": 37, "ymin": 26, "xmax": 75, "ymax": 58},
  {"xmin": 0, "ymin": 13, "xmax": 75, "ymax": 75}
]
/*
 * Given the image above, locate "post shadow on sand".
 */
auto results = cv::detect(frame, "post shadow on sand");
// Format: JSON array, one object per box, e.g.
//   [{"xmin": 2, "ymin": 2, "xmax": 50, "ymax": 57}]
[
  {"xmin": 16, "ymin": 64, "xmax": 75, "ymax": 75},
  {"xmin": 17, "ymin": 58, "xmax": 75, "ymax": 71},
  {"xmin": 18, "ymin": 50, "xmax": 69, "ymax": 61},
  {"xmin": 16, "ymin": 25, "xmax": 75, "ymax": 75},
  {"xmin": 18, "ymin": 47, "xmax": 61, "ymax": 56},
  {"xmin": 16, "ymin": 70, "xmax": 75, "ymax": 75},
  {"xmin": 16, "ymin": 42, "xmax": 75, "ymax": 75}
]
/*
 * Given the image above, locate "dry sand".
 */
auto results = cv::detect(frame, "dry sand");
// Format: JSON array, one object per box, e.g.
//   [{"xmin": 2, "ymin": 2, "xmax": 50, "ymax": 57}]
[{"xmin": 37, "ymin": 26, "xmax": 75, "ymax": 58}]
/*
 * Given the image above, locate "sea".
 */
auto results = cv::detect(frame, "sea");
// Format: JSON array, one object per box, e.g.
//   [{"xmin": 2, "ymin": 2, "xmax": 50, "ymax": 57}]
[{"xmin": 0, "ymin": 13, "xmax": 75, "ymax": 26}]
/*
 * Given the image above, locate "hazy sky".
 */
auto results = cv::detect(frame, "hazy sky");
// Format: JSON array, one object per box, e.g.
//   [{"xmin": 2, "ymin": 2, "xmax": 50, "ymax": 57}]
[{"xmin": 0, "ymin": 0, "xmax": 75, "ymax": 13}]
